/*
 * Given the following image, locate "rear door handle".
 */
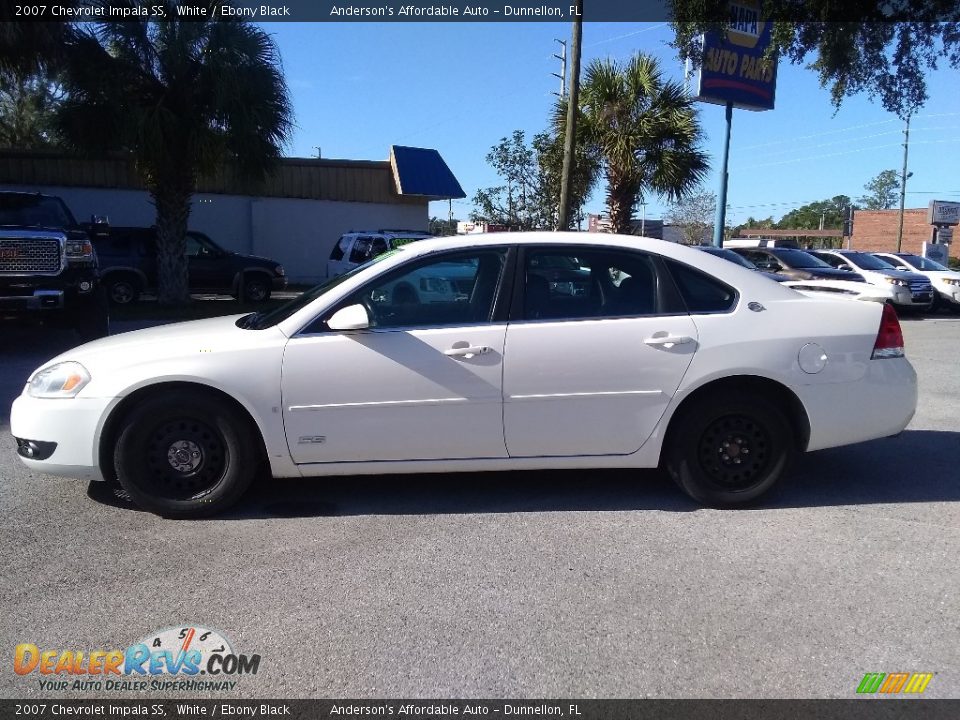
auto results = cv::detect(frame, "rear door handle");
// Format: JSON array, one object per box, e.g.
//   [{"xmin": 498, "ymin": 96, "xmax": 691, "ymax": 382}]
[
  {"xmin": 444, "ymin": 345, "xmax": 492, "ymax": 359},
  {"xmin": 643, "ymin": 334, "xmax": 693, "ymax": 349}
]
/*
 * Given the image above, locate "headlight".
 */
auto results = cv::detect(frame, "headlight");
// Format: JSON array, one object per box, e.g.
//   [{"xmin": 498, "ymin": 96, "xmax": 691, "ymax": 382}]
[
  {"xmin": 884, "ymin": 277, "xmax": 909, "ymax": 287},
  {"xmin": 65, "ymin": 239, "xmax": 94, "ymax": 259},
  {"xmin": 943, "ymin": 277, "xmax": 960, "ymax": 287},
  {"xmin": 27, "ymin": 362, "xmax": 91, "ymax": 399},
  {"xmin": 275, "ymin": 266, "xmax": 285, "ymax": 276}
]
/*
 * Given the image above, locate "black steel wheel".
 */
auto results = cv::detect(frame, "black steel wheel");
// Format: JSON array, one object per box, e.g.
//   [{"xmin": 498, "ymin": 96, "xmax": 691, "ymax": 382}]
[
  {"xmin": 106, "ymin": 276, "xmax": 140, "ymax": 305},
  {"xmin": 243, "ymin": 276, "xmax": 271, "ymax": 302},
  {"xmin": 665, "ymin": 390, "xmax": 792, "ymax": 507},
  {"xmin": 114, "ymin": 390, "xmax": 259, "ymax": 518}
]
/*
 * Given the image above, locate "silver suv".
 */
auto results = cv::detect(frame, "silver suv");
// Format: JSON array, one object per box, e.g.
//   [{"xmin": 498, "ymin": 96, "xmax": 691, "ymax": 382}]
[{"xmin": 327, "ymin": 230, "xmax": 431, "ymax": 278}]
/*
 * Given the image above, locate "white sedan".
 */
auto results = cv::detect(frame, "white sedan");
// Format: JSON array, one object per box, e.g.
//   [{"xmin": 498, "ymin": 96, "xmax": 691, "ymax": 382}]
[
  {"xmin": 873, "ymin": 252, "xmax": 960, "ymax": 311},
  {"xmin": 11, "ymin": 233, "xmax": 918, "ymax": 517}
]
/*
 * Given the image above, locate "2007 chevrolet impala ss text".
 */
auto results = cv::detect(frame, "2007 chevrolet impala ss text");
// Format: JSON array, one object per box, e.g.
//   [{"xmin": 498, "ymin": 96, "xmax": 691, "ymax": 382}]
[{"xmin": 11, "ymin": 232, "xmax": 917, "ymax": 518}]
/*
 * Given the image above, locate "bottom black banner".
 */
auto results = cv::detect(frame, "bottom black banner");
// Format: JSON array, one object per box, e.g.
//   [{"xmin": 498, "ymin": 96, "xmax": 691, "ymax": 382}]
[{"xmin": 2, "ymin": 700, "xmax": 959, "ymax": 720}]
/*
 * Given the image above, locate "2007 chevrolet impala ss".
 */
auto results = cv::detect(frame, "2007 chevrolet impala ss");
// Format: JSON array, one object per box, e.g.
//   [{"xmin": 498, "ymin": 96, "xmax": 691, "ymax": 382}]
[{"xmin": 11, "ymin": 233, "xmax": 917, "ymax": 518}]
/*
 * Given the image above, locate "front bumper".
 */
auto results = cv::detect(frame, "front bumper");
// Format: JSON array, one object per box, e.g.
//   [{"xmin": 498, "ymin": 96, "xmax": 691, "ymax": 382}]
[
  {"xmin": 10, "ymin": 392, "xmax": 116, "ymax": 482},
  {"xmin": 936, "ymin": 285, "xmax": 960, "ymax": 306},
  {"xmin": 799, "ymin": 356, "xmax": 917, "ymax": 452},
  {"xmin": 888, "ymin": 286, "xmax": 933, "ymax": 307}
]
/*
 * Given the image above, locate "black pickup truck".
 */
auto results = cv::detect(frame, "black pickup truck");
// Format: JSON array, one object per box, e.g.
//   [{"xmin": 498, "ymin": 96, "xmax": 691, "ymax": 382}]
[
  {"xmin": 93, "ymin": 227, "xmax": 286, "ymax": 304},
  {"xmin": 0, "ymin": 191, "xmax": 109, "ymax": 341}
]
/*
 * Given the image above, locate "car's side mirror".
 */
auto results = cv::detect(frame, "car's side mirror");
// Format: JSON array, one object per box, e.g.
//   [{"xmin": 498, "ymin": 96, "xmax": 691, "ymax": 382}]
[
  {"xmin": 327, "ymin": 304, "xmax": 369, "ymax": 331},
  {"xmin": 839, "ymin": 264, "xmax": 853, "ymax": 271}
]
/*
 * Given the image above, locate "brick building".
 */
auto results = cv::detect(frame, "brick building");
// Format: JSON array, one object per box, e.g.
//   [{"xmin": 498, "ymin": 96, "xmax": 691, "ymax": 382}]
[{"xmin": 850, "ymin": 208, "xmax": 953, "ymax": 257}]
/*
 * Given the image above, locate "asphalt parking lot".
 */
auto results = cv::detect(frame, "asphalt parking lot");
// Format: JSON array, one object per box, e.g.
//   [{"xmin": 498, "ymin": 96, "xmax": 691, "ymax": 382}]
[{"xmin": 1, "ymin": 315, "xmax": 958, "ymax": 699}]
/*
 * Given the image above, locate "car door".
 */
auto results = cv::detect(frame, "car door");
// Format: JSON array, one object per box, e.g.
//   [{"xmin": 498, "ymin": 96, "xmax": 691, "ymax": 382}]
[
  {"xmin": 185, "ymin": 233, "xmax": 224, "ymax": 292},
  {"xmin": 282, "ymin": 247, "xmax": 511, "ymax": 464},
  {"xmin": 502, "ymin": 246, "xmax": 699, "ymax": 458}
]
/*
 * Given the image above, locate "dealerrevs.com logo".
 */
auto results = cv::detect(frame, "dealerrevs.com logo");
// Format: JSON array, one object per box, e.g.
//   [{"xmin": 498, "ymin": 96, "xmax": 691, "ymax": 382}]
[
  {"xmin": 857, "ymin": 672, "xmax": 934, "ymax": 695},
  {"xmin": 14, "ymin": 625, "xmax": 260, "ymax": 692}
]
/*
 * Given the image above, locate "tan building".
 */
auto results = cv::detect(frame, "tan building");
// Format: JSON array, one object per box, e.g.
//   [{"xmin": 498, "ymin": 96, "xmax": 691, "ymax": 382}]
[
  {"xmin": 0, "ymin": 147, "xmax": 465, "ymax": 283},
  {"xmin": 850, "ymin": 208, "xmax": 952, "ymax": 257}
]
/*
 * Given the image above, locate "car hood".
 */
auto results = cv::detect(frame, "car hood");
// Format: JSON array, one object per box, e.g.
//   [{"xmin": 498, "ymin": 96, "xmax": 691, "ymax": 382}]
[
  {"xmin": 800, "ymin": 267, "xmax": 865, "ymax": 281},
  {"xmin": 871, "ymin": 269, "xmax": 929, "ymax": 283},
  {"xmin": 36, "ymin": 314, "xmax": 283, "ymax": 375},
  {"xmin": 228, "ymin": 251, "xmax": 279, "ymax": 267}
]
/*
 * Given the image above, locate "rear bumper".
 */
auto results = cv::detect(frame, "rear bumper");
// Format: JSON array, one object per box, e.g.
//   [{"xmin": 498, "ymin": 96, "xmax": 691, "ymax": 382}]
[{"xmin": 800, "ymin": 357, "xmax": 917, "ymax": 452}]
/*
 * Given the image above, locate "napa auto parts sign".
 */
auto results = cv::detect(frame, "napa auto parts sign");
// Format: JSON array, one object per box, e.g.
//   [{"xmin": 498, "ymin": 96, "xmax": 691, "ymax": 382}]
[{"xmin": 696, "ymin": 2, "xmax": 778, "ymax": 111}]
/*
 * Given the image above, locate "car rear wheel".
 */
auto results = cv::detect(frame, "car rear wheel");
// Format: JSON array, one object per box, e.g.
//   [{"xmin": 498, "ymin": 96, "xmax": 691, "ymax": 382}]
[
  {"xmin": 665, "ymin": 391, "xmax": 792, "ymax": 507},
  {"xmin": 114, "ymin": 391, "xmax": 259, "ymax": 518}
]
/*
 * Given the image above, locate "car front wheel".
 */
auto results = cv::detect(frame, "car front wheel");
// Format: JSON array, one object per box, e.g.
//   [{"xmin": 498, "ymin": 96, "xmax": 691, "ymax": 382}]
[
  {"xmin": 114, "ymin": 391, "xmax": 259, "ymax": 518},
  {"xmin": 665, "ymin": 391, "xmax": 792, "ymax": 507}
]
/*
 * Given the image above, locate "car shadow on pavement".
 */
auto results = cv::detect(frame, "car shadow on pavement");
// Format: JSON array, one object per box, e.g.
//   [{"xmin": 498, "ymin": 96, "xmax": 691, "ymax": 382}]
[{"xmin": 186, "ymin": 428, "xmax": 959, "ymax": 520}]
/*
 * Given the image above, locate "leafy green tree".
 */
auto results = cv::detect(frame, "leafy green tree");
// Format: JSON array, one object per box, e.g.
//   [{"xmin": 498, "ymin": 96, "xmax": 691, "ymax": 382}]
[
  {"xmin": 859, "ymin": 169, "xmax": 901, "ymax": 210},
  {"xmin": 471, "ymin": 129, "xmax": 598, "ymax": 230},
  {"xmin": 428, "ymin": 216, "xmax": 459, "ymax": 236},
  {"xmin": 0, "ymin": 67, "xmax": 63, "ymax": 148},
  {"xmin": 567, "ymin": 53, "xmax": 709, "ymax": 235},
  {"xmin": 777, "ymin": 196, "xmax": 853, "ymax": 230},
  {"xmin": 665, "ymin": 187, "xmax": 716, "ymax": 244},
  {"xmin": 53, "ymin": 6, "xmax": 292, "ymax": 304},
  {"xmin": 670, "ymin": 4, "xmax": 960, "ymax": 118}
]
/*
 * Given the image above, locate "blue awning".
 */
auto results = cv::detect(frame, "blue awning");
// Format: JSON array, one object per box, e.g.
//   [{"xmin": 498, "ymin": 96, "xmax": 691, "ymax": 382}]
[{"xmin": 390, "ymin": 146, "xmax": 466, "ymax": 200}]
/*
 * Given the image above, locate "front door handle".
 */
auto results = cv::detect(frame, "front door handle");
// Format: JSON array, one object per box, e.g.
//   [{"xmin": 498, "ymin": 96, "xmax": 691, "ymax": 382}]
[
  {"xmin": 444, "ymin": 345, "xmax": 492, "ymax": 359},
  {"xmin": 644, "ymin": 334, "xmax": 693, "ymax": 349}
]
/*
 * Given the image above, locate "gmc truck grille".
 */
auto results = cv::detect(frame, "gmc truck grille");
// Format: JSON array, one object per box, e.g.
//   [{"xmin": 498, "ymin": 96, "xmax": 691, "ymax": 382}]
[{"xmin": 0, "ymin": 238, "xmax": 62, "ymax": 274}]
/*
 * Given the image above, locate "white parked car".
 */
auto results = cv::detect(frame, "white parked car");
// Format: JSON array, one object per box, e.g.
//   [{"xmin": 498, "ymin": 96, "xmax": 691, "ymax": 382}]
[
  {"xmin": 327, "ymin": 230, "xmax": 432, "ymax": 279},
  {"xmin": 810, "ymin": 250, "xmax": 935, "ymax": 310},
  {"xmin": 872, "ymin": 252, "xmax": 960, "ymax": 311},
  {"xmin": 12, "ymin": 232, "xmax": 917, "ymax": 518}
]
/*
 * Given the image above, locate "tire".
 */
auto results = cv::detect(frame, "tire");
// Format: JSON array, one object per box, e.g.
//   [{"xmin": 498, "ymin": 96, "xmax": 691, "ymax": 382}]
[
  {"xmin": 664, "ymin": 391, "xmax": 792, "ymax": 507},
  {"xmin": 113, "ymin": 391, "xmax": 259, "ymax": 518},
  {"xmin": 242, "ymin": 276, "xmax": 271, "ymax": 302},
  {"xmin": 74, "ymin": 289, "xmax": 110, "ymax": 342},
  {"xmin": 105, "ymin": 275, "xmax": 141, "ymax": 305}
]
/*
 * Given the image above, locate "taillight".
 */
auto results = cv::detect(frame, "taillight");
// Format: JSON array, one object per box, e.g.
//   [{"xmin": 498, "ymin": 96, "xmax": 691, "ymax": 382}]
[{"xmin": 871, "ymin": 303, "xmax": 905, "ymax": 359}]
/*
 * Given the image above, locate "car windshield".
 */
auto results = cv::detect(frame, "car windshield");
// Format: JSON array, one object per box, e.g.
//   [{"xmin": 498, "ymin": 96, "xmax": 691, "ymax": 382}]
[
  {"xmin": 842, "ymin": 252, "xmax": 895, "ymax": 270},
  {"xmin": 238, "ymin": 250, "xmax": 402, "ymax": 330},
  {"xmin": 772, "ymin": 249, "xmax": 832, "ymax": 268},
  {"xmin": 900, "ymin": 254, "xmax": 949, "ymax": 271},
  {"xmin": 0, "ymin": 194, "xmax": 76, "ymax": 227},
  {"xmin": 698, "ymin": 247, "xmax": 758, "ymax": 270}
]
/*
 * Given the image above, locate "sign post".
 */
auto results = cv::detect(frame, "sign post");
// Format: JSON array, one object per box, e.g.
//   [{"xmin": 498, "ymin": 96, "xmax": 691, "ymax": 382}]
[{"xmin": 694, "ymin": 2, "xmax": 778, "ymax": 247}]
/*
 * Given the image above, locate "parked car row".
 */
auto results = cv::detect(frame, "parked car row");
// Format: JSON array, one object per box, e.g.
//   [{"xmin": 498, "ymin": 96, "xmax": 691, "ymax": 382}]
[{"xmin": 711, "ymin": 244, "xmax": 958, "ymax": 312}]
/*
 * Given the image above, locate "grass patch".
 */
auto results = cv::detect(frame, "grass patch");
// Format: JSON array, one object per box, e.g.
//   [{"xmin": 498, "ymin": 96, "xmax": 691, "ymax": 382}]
[{"xmin": 111, "ymin": 296, "xmax": 292, "ymax": 322}]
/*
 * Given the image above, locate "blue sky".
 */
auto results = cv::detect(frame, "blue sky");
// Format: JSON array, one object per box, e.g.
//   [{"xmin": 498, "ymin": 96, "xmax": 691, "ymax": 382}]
[{"xmin": 262, "ymin": 22, "xmax": 960, "ymax": 226}]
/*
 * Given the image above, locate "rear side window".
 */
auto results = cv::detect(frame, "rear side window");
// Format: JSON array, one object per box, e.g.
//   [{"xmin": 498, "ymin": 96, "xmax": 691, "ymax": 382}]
[
  {"xmin": 330, "ymin": 235, "xmax": 351, "ymax": 261},
  {"xmin": 666, "ymin": 260, "xmax": 737, "ymax": 314}
]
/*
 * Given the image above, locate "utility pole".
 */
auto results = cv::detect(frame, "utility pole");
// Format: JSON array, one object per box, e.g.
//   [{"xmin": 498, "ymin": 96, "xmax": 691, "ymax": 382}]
[
  {"xmin": 896, "ymin": 114, "xmax": 911, "ymax": 252},
  {"xmin": 552, "ymin": 39, "xmax": 567, "ymax": 97},
  {"xmin": 313, "ymin": 146, "xmax": 322, "ymax": 159},
  {"xmin": 557, "ymin": 0, "xmax": 582, "ymax": 230}
]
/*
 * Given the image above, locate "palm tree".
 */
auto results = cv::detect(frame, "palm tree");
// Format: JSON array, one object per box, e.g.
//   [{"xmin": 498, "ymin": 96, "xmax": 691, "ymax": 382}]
[
  {"xmin": 55, "ymin": 5, "xmax": 292, "ymax": 304},
  {"xmin": 567, "ymin": 53, "xmax": 709, "ymax": 235}
]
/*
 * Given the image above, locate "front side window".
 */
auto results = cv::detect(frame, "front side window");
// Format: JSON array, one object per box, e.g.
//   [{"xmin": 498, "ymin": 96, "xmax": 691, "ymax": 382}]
[
  {"xmin": 522, "ymin": 249, "xmax": 659, "ymax": 321},
  {"xmin": 342, "ymin": 249, "xmax": 507, "ymax": 329},
  {"xmin": 349, "ymin": 237, "xmax": 374, "ymax": 264}
]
